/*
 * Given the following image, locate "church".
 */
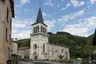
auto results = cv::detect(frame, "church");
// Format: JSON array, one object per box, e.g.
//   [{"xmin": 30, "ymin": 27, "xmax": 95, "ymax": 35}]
[{"xmin": 29, "ymin": 8, "xmax": 70, "ymax": 60}]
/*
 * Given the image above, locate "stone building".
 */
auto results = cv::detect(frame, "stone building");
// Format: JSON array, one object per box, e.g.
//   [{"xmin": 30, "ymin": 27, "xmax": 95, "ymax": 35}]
[
  {"xmin": 12, "ymin": 42, "xmax": 18, "ymax": 55},
  {"xmin": 30, "ymin": 8, "xmax": 70, "ymax": 60},
  {"xmin": 0, "ymin": 0, "xmax": 14, "ymax": 64},
  {"xmin": 18, "ymin": 47, "xmax": 30, "ymax": 59}
]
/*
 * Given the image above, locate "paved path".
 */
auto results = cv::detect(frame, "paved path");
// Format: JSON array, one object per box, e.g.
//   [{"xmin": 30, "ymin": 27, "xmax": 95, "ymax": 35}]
[
  {"xmin": 18, "ymin": 61, "xmax": 59, "ymax": 64},
  {"xmin": 18, "ymin": 61, "xmax": 33, "ymax": 64},
  {"xmin": 72, "ymin": 61, "xmax": 82, "ymax": 64}
]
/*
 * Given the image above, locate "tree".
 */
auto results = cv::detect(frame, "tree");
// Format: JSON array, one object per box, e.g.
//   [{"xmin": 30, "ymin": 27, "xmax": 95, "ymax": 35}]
[
  {"xmin": 83, "ymin": 45, "xmax": 94, "ymax": 55},
  {"xmin": 92, "ymin": 29, "xmax": 96, "ymax": 46}
]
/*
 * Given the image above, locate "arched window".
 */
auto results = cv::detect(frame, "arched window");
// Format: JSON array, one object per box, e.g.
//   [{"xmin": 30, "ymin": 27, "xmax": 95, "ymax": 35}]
[
  {"xmin": 37, "ymin": 26, "xmax": 39, "ymax": 32},
  {"xmin": 36, "ymin": 26, "xmax": 38, "ymax": 33},
  {"xmin": 43, "ymin": 44, "xmax": 45, "ymax": 52},
  {"xmin": 33, "ymin": 44, "xmax": 37, "ymax": 49}
]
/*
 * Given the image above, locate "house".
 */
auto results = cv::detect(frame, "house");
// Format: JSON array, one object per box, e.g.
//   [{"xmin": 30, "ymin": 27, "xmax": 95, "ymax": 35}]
[
  {"xmin": 12, "ymin": 42, "xmax": 18, "ymax": 55},
  {"xmin": 0, "ymin": 0, "xmax": 14, "ymax": 64},
  {"xmin": 18, "ymin": 47, "xmax": 30, "ymax": 59}
]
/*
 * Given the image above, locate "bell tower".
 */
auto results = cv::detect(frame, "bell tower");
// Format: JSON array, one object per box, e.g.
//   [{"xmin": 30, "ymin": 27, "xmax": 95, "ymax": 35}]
[
  {"xmin": 32, "ymin": 7, "xmax": 48, "ymax": 34},
  {"xmin": 30, "ymin": 8, "xmax": 49, "ymax": 60}
]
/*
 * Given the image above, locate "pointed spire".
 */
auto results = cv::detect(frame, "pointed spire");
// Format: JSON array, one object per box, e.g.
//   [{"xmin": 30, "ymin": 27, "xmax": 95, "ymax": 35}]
[
  {"xmin": 36, "ymin": 7, "xmax": 44, "ymax": 24},
  {"xmin": 32, "ymin": 7, "xmax": 47, "ymax": 26},
  {"xmin": 92, "ymin": 28, "xmax": 96, "ymax": 46}
]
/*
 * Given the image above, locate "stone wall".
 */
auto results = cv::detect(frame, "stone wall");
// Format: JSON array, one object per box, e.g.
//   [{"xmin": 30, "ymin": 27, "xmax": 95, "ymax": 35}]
[{"xmin": 47, "ymin": 44, "xmax": 70, "ymax": 60}]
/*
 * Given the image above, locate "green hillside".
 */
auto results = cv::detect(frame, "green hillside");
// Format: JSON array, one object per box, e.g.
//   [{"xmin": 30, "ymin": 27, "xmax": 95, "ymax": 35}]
[{"xmin": 16, "ymin": 31, "xmax": 94, "ymax": 59}]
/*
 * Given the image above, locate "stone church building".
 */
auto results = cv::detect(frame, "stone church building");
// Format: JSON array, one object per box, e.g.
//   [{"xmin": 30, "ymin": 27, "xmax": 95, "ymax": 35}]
[{"xmin": 29, "ymin": 8, "xmax": 70, "ymax": 60}]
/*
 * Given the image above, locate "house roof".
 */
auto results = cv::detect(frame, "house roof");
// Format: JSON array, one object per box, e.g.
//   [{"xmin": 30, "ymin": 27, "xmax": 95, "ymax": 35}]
[
  {"xmin": 18, "ymin": 47, "xmax": 29, "ymax": 50},
  {"xmin": 47, "ymin": 43, "xmax": 69, "ymax": 48}
]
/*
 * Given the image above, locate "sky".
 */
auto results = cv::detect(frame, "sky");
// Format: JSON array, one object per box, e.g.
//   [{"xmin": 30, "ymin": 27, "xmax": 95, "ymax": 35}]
[{"xmin": 12, "ymin": 0, "xmax": 96, "ymax": 39}]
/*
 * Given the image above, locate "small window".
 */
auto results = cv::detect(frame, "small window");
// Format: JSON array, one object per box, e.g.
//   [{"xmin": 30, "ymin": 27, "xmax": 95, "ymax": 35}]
[
  {"xmin": 6, "ymin": 8, "xmax": 9, "ymax": 23},
  {"xmin": 1, "ymin": 0, "xmax": 5, "ymax": 2},
  {"xmin": 43, "ymin": 27, "xmax": 44, "ymax": 33},
  {"xmin": 43, "ymin": 44, "xmax": 45, "ymax": 52},
  {"xmin": 9, "ymin": 34, "xmax": 11, "ymax": 44},
  {"xmin": 10, "ymin": 19, "xmax": 12, "ymax": 29},
  {"xmin": 61, "ymin": 49, "xmax": 64, "ymax": 52},
  {"xmin": 6, "ymin": 28, "xmax": 8, "ymax": 42},
  {"xmin": 41, "ymin": 26, "xmax": 42, "ymax": 32}
]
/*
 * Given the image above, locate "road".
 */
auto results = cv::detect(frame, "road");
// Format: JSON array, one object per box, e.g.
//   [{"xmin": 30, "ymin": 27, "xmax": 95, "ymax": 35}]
[
  {"xmin": 72, "ymin": 61, "xmax": 82, "ymax": 64},
  {"xmin": 18, "ymin": 61, "xmax": 32, "ymax": 64},
  {"xmin": 18, "ymin": 60, "xmax": 82, "ymax": 64},
  {"xmin": 18, "ymin": 61, "xmax": 58, "ymax": 64}
]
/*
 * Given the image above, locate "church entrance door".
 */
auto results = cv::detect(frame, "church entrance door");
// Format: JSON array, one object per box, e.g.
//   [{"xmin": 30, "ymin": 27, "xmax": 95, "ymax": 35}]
[
  {"xmin": 34, "ymin": 55, "xmax": 37, "ymax": 60},
  {"xmin": 33, "ymin": 52, "xmax": 39, "ymax": 60}
]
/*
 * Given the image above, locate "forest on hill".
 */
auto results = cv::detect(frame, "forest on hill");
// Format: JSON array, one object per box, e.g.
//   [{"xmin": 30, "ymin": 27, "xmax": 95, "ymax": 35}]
[{"xmin": 16, "ymin": 31, "xmax": 95, "ymax": 59}]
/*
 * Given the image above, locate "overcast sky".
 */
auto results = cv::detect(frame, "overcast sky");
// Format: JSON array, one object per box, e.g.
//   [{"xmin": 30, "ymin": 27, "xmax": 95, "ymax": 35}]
[{"xmin": 12, "ymin": 0, "xmax": 96, "ymax": 39}]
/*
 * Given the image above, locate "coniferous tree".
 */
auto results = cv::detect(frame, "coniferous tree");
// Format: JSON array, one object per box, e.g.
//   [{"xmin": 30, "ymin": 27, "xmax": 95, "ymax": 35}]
[{"xmin": 92, "ymin": 29, "xmax": 96, "ymax": 46}]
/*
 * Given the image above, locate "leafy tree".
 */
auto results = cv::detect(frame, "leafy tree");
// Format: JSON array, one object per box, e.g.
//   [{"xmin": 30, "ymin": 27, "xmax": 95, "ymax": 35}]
[{"xmin": 83, "ymin": 45, "xmax": 94, "ymax": 55}]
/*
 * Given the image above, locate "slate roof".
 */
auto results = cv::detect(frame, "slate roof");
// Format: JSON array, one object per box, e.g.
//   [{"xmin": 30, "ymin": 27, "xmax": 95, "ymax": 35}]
[
  {"xmin": 18, "ymin": 47, "xmax": 29, "ymax": 50},
  {"xmin": 32, "ymin": 7, "xmax": 47, "ymax": 26}
]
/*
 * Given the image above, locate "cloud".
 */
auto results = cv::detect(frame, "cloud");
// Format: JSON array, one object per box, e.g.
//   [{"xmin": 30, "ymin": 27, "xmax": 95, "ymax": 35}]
[
  {"xmin": 58, "ymin": 10, "xmax": 85, "ymax": 22},
  {"xmin": 70, "ymin": 0, "xmax": 85, "ymax": 7},
  {"xmin": 12, "ymin": 17, "xmax": 34, "ymax": 39},
  {"xmin": 57, "ymin": 4, "xmax": 60, "ymax": 8},
  {"xmin": 90, "ymin": 0, "xmax": 96, "ymax": 5},
  {"xmin": 45, "ymin": 20, "xmax": 56, "ymax": 31},
  {"xmin": 12, "ymin": 23, "xmax": 26, "ymax": 28},
  {"xmin": 62, "ymin": 23, "xmax": 89, "ymax": 37},
  {"xmin": 12, "ymin": 29, "xmax": 31, "ymax": 39},
  {"xmin": 15, "ymin": 0, "xmax": 30, "ymax": 8},
  {"xmin": 85, "ymin": 16, "xmax": 96, "ymax": 28},
  {"xmin": 61, "ymin": 16, "xmax": 96, "ymax": 37},
  {"xmin": 62, "ymin": 0, "xmax": 64, "ymax": 2},
  {"xmin": 43, "ymin": 12, "xmax": 47, "ymax": 17},
  {"xmin": 20, "ymin": 0, "xmax": 30, "ymax": 5},
  {"xmin": 43, "ymin": 0, "xmax": 54, "ymax": 6},
  {"xmin": 61, "ymin": 3, "xmax": 71, "ymax": 11}
]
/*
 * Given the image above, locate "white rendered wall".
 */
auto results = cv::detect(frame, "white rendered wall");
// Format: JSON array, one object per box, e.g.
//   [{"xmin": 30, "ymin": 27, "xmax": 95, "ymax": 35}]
[{"xmin": 30, "ymin": 23, "xmax": 48, "ymax": 60}]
